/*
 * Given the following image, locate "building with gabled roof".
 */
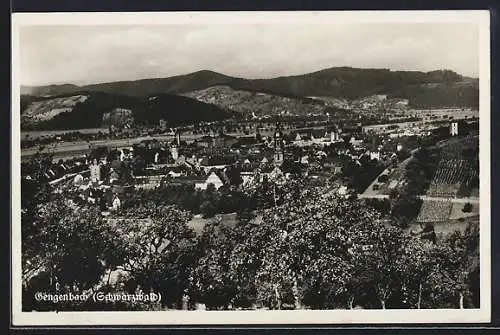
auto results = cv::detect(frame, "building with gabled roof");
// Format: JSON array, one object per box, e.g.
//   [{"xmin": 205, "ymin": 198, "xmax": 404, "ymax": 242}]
[
  {"xmin": 199, "ymin": 155, "xmax": 235, "ymax": 173},
  {"xmin": 195, "ymin": 169, "xmax": 229, "ymax": 190}
]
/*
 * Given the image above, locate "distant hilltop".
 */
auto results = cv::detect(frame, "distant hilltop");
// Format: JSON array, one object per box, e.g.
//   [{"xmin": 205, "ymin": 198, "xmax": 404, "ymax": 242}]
[
  {"xmin": 20, "ymin": 92, "xmax": 237, "ymax": 131},
  {"xmin": 21, "ymin": 67, "xmax": 478, "ymax": 109}
]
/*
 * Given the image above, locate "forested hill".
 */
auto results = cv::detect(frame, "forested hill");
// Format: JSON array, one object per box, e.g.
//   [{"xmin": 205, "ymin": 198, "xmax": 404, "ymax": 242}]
[
  {"xmin": 21, "ymin": 67, "xmax": 479, "ymax": 109},
  {"xmin": 20, "ymin": 91, "xmax": 237, "ymax": 131}
]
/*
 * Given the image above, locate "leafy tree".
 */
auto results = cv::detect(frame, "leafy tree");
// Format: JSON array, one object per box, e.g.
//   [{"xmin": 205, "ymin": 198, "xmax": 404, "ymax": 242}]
[
  {"xmin": 226, "ymin": 165, "xmax": 243, "ymax": 186},
  {"xmin": 397, "ymin": 237, "xmax": 438, "ymax": 309},
  {"xmin": 21, "ymin": 170, "xmax": 54, "ymax": 269},
  {"xmin": 189, "ymin": 218, "xmax": 236, "ymax": 309},
  {"xmin": 252, "ymin": 185, "xmax": 403, "ymax": 310},
  {"xmin": 345, "ymin": 219, "xmax": 407, "ymax": 309},
  {"xmin": 108, "ymin": 203, "xmax": 196, "ymax": 308},
  {"xmin": 23, "ymin": 199, "xmax": 118, "ymax": 311},
  {"xmin": 391, "ymin": 193, "xmax": 423, "ymax": 227},
  {"xmin": 236, "ymin": 209, "xmax": 255, "ymax": 225},
  {"xmin": 131, "ymin": 154, "xmax": 147, "ymax": 176},
  {"xmin": 364, "ymin": 198, "xmax": 391, "ymax": 216},
  {"xmin": 200, "ymin": 200, "xmax": 217, "ymax": 219},
  {"xmin": 426, "ymin": 223, "xmax": 479, "ymax": 308},
  {"xmin": 404, "ymin": 146, "xmax": 441, "ymax": 195}
]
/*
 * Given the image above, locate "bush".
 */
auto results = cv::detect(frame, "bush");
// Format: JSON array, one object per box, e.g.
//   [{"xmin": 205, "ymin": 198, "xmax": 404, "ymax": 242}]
[
  {"xmin": 200, "ymin": 200, "xmax": 217, "ymax": 218},
  {"xmin": 377, "ymin": 174, "xmax": 389, "ymax": 183},
  {"xmin": 365, "ymin": 198, "xmax": 391, "ymax": 216},
  {"xmin": 391, "ymin": 194, "xmax": 422, "ymax": 221},
  {"xmin": 462, "ymin": 203, "xmax": 473, "ymax": 213}
]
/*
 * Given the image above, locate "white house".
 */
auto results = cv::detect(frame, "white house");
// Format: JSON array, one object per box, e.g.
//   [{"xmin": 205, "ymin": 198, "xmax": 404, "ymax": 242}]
[
  {"xmin": 167, "ymin": 170, "xmax": 183, "ymax": 178},
  {"xmin": 450, "ymin": 121, "xmax": 459, "ymax": 136},
  {"xmin": 337, "ymin": 186, "xmax": 348, "ymax": 197},
  {"xmin": 369, "ymin": 151, "xmax": 381, "ymax": 160},
  {"xmin": 330, "ymin": 131, "xmax": 341, "ymax": 143},
  {"xmin": 350, "ymin": 137, "xmax": 363, "ymax": 147},
  {"xmin": 171, "ymin": 145, "xmax": 179, "ymax": 161},
  {"xmin": 109, "ymin": 168, "xmax": 119, "ymax": 184},
  {"xmin": 195, "ymin": 171, "xmax": 225, "ymax": 190},
  {"xmin": 112, "ymin": 195, "xmax": 121, "ymax": 211},
  {"xmin": 73, "ymin": 174, "xmax": 84, "ymax": 185},
  {"xmin": 90, "ymin": 161, "xmax": 101, "ymax": 182}
]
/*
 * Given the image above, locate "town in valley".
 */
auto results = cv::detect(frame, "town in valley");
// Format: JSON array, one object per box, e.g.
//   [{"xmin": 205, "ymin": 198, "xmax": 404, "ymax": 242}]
[{"xmin": 19, "ymin": 23, "xmax": 481, "ymax": 312}]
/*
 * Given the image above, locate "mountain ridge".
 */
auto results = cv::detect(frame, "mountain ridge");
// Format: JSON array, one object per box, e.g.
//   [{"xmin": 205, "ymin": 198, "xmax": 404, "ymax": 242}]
[
  {"xmin": 20, "ymin": 91, "xmax": 238, "ymax": 131},
  {"xmin": 21, "ymin": 67, "xmax": 479, "ymax": 109}
]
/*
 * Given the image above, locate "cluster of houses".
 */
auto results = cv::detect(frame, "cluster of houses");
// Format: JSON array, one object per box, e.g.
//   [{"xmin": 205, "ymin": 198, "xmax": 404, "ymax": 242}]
[
  {"xmin": 349, "ymin": 94, "xmax": 410, "ymax": 112},
  {"xmin": 22, "ymin": 158, "xmax": 87, "ymax": 184},
  {"xmin": 25, "ymin": 119, "xmax": 435, "ymax": 216}
]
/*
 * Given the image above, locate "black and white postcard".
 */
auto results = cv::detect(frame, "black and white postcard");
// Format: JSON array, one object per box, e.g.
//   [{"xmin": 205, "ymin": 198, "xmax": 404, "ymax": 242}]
[{"xmin": 11, "ymin": 10, "xmax": 491, "ymax": 325}]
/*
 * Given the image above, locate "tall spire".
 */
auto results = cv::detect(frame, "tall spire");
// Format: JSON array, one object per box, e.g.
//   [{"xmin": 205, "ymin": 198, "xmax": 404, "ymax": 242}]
[
  {"xmin": 176, "ymin": 129, "xmax": 181, "ymax": 146},
  {"xmin": 273, "ymin": 121, "xmax": 284, "ymax": 166}
]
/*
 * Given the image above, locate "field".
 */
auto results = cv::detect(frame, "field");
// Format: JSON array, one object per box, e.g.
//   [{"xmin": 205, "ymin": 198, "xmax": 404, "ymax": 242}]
[
  {"xmin": 417, "ymin": 200, "xmax": 454, "ymax": 222},
  {"xmin": 426, "ymin": 136, "xmax": 479, "ymax": 198},
  {"xmin": 22, "ymin": 128, "xmax": 109, "ymax": 139},
  {"xmin": 408, "ymin": 216, "xmax": 478, "ymax": 238},
  {"xmin": 21, "ymin": 95, "xmax": 89, "ymax": 125},
  {"xmin": 410, "ymin": 108, "xmax": 479, "ymax": 121},
  {"xmin": 449, "ymin": 202, "xmax": 480, "ymax": 220},
  {"xmin": 182, "ymin": 85, "xmax": 329, "ymax": 117},
  {"xmin": 416, "ymin": 198, "xmax": 479, "ymax": 223}
]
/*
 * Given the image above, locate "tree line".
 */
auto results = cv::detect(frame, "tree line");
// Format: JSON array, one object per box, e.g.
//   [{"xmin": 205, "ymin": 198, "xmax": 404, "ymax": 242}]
[{"xmin": 22, "ymin": 177, "xmax": 479, "ymax": 311}]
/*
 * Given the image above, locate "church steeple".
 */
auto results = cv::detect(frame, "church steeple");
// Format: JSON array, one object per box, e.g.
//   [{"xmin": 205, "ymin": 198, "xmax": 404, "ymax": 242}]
[
  {"xmin": 171, "ymin": 130, "xmax": 181, "ymax": 161},
  {"xmin": 273, "ymin": 122, "xmax": 284, "ymax": 166}
]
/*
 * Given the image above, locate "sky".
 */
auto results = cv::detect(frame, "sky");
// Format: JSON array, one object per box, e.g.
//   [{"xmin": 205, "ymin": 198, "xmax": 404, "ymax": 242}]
[{"xmin": 19, "ymin": 23, "xmax": 479, "ymax": 86}]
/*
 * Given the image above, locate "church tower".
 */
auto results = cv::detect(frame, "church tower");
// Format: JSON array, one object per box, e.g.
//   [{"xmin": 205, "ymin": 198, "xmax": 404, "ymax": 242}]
[
  {"xmin": 171, "ymin": 143, "xmax": 179, "ymax": 161},
  {"xmin": 450, "ymin": 121, "xmax": 459, "ymax": 136},
  {"xmin": 273, "ymin": 122, "xmax": 284, "ymax": 166},
  {"xmin": 170, "ymin": 130, "xmax": 181, "ymax": 161}
]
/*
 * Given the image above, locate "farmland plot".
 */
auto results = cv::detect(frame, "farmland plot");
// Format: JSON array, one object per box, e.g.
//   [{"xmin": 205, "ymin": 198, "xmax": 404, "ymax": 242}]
[
  {"xmin": 449, "ymin": 202, "xmax": 480, "ymax": 220},
  {"xmin": 426, "ymin": 137, "xmax": 479, "ymax": 198},
  {"xmin": 417, "ymin": 200, "xmax": 453, "ymax": 222}
]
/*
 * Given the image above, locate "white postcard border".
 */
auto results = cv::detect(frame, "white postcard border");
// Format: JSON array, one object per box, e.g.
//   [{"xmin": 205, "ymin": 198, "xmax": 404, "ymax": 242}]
[{"xmin": 11, "ymin": 10, "xmax": 491, "ymax": 326}]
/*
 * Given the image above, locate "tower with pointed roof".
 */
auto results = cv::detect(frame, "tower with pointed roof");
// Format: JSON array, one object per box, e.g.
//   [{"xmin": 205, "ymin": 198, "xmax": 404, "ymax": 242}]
[
  {"xmin": 171, "ymin": 130, "xmax": 181, "ymax": 160},
  {"xmin": 273, "ymin": 122, "xmax": 284, "ymax": 166}
]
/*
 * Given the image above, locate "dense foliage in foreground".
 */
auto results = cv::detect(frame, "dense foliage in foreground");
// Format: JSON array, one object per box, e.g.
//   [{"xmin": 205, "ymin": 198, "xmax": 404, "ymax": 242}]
[{"xmin": 22, "ymin": 173, "xmax": 479, "ymax": 311}]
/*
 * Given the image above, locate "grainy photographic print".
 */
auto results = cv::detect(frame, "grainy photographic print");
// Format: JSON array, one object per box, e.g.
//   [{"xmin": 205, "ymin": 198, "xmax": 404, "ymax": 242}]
[{"xmin": 11, "ymin": 11, "xmax": 491, "ymax": 326}]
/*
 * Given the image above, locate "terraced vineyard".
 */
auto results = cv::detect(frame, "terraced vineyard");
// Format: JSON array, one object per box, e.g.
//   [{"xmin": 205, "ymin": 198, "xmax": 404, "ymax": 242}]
[
  {"xmin": 417, "ymin": 200, "xmax": 454, "ymax": 222},
  {"xmin": 426, "ymin": 136, "xmax": 479, "ymax": 198},
  {"xmin": 427, "ymin": 159, "xmax": 477, "ymax": 197}
]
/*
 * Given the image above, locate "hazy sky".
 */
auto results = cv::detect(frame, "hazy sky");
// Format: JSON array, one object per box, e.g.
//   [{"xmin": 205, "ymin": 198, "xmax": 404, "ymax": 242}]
[{"xmin": 19, "ymin": 23, "xmax": 479, "ymax": 86}]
